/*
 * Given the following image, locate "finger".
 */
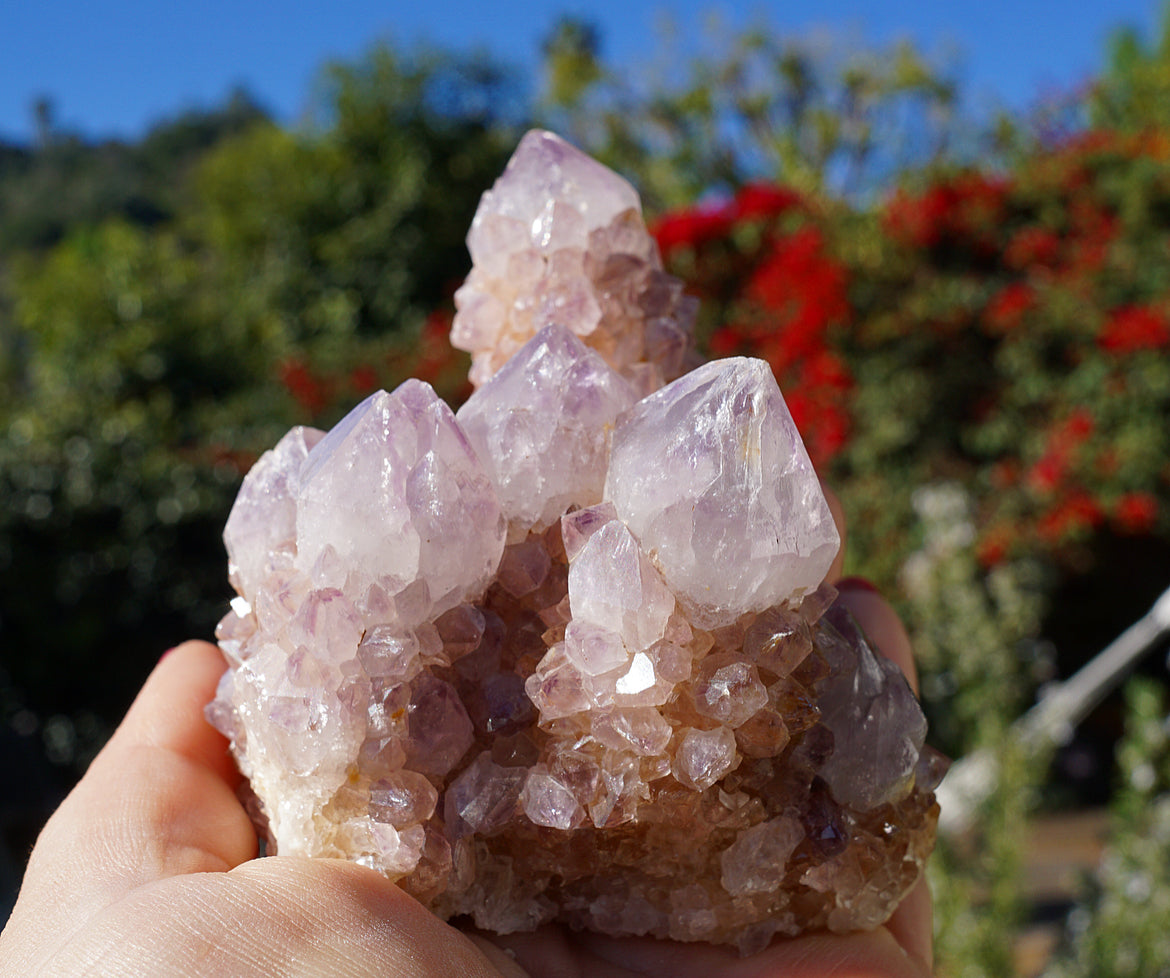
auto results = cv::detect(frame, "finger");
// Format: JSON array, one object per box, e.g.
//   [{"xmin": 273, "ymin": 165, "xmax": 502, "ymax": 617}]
[
  {"xmin": 8, "ymin": 642, "xmax": 256, "ymax": 968},
  {"xmin": 821, "ymin": 481, "xmax": 847, "ymax": 584},
  {"xmin": 491, "ymin": 923, "xmax": 930, "ymax": 978},
  {"xmin": 39, "ymin": 858, "xmax": 526, "ymax": 978},
  {"xmin": 832, "ymin": 578, "xmax": 931, "ymax": 969},
  {"xmin": 882, "ymin": 876, "xmax": 934, "ymax": 975},
  {"xmin": 834, "ymin": 579, "xmax": 918, "ymax": 694},
  {"xmin": 104, "ymin": 639, "xmax": 242, "ymax": 786}
]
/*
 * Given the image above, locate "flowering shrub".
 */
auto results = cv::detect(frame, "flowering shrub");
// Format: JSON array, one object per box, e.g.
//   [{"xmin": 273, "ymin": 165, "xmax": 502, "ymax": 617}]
[
  {"xmin": 648, "ymin": 129, "xmax": 1170, "ymax": 593},
  {"xmin": 652, "ymin": 185, "xmax": 855, "ymax": 469}
]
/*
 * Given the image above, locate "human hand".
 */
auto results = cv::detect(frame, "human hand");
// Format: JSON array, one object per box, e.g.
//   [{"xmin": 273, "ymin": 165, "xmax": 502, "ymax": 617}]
[{"xmin": 0, "ymin": 507, "xmax": 932, "ymax": 977}]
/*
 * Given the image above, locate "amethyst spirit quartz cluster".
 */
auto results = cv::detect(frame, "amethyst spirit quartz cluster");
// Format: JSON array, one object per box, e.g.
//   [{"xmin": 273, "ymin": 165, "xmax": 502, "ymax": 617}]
[{"xmin": 207, "ymin": 131, "xmax": 944, "ymax": 955}]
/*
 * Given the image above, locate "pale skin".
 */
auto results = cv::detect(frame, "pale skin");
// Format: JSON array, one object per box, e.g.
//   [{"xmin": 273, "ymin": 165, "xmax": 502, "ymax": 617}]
[{"xmin": 0, "ymin": 494, "xmax": 933, "ymax": 977}]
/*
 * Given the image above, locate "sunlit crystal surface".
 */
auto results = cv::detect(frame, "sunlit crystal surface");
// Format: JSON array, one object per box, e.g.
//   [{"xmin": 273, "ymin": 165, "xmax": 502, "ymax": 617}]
[
  {"xmin": 210, "ymin": 130, "xmax": 943, "ymax": 955},
  {"xmin": 605, "ymin": 357, "xmax": 840, "ymax": 628},
  {"xmin": 451, "ymin": 129, "xmax": 698, "ymax": 393},
  {"xmin": 455, "ymin": 324, "xmax": 636, "ymax": 543}
]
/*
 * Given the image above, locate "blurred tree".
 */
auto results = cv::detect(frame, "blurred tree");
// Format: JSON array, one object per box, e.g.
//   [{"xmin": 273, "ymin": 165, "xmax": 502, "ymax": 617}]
[
  {"xmin": 1091, "ymin": 3, "xmax": 1170, "ymax": 132},
  {"xmin": 542, "ymin": 17, "xmax": 604, "ymax": 110},
  {"xmin": 187, "ymin": 42, "xmax": 519, "ymax": 410},
  {"xmin": 0, "ymin": 92, "xmax": 269, "ymax": 253},
  {"xmin": 1, "ymin": 221, "xmax": 232, "ymax": 750},
  {"xmin": 537, "ymin": 18, "xmax": 962, "ymax": 209}
]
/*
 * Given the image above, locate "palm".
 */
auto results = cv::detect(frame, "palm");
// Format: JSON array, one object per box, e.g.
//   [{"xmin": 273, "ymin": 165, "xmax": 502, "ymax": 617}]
[{"xmin": 476, "ymin": 915, "xmax": 930, "ymax": 977}]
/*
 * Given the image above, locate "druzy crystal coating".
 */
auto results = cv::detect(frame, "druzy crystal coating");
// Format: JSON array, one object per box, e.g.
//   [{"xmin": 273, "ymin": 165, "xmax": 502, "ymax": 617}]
[{"xmin": 209, "ymin": 130, "xmax": 942, "ymax": 954}]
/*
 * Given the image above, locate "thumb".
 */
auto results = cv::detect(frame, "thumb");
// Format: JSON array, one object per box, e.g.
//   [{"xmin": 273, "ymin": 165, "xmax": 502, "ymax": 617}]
[{"xmin": 3, "ymin": 642, "xmax": 256, "ymax": 970}]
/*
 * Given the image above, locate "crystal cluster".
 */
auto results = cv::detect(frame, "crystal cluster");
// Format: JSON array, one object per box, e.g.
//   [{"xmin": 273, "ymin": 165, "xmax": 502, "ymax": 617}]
[
  {"xmin": 208, "ymin": 130, "xmax": 943, "ymax": 954},
  {"xmin": 450, "ymin": 129, "xmax": 698, "ymax": 395}
]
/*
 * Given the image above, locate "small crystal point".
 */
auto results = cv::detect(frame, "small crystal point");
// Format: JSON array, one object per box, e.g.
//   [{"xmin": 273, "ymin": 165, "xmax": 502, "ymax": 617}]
[
  {"xmin": 720, "ymin": 817, "xmax": 804, "ymax": 897},
  {"xmin": 814, "ymin": 606, "xmax": 928, "ymax": 811},
  {"xmin": 456, "ymin": 325, "xmax": 635, "ymax": 541},
  {"xmin": 224, "ymin": 425, "xmax": 323, "ymax": 599},
  {"xmin": 568, "ymin": 518, "xmax": 675, "ymax": 652}
]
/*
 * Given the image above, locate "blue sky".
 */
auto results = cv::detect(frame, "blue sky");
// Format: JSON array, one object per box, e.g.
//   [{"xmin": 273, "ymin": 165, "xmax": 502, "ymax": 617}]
[{"xmin": 0, "ymin": 1, "xmax": 1162, "ymax": 144}]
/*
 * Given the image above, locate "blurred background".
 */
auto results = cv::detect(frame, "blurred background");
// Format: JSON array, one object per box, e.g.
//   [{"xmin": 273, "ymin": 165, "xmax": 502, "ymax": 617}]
[{"xmin": 3, "ymin": 2, "xmax": 1170, "ymax": 974}]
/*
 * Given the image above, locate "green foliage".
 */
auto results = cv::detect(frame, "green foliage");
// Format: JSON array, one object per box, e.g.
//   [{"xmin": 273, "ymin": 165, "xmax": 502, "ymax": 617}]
[
  {"xmin": 185, "ymin": 45, "xmax": 518, "ymax": 388},
  {"xmin": 1, "ymin": 220, "xmax": 247, "ymax": 750},
  {"xmin": 1091, "ymin": 3, "xmax": 1170, "ymax": 133},
  {"xmin": 0, "ymin": 91, "xmax": 268, "ymax": 252},
  {"xmin": 542, "ymin": 17, "xmax": 604, "ymax": 109},
  {"xmin": 537, "ymin": 17, "xmax": 962, "ymax": 207},
  {"xmin": 1045, "ymin": 679, "xmax": 1170, "ymax": 977}
]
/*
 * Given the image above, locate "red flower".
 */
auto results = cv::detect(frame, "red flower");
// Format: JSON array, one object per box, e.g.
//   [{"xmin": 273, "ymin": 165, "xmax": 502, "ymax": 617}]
[
  {"xmin": 1026, "ymin": 410, "xmax": 1095, "ymax": 493},
  {"xmin": 977, "ymin": 524, "xmax": 1015, "ymax": 568},
  {"xmin": 1098, "ymin": 305, "xmax": 1170, "ymax": 353},
  {"xmin": 349, "ymin": 365, "xmax": 380, "ymax": 394},
  {"xmin": 1037, "ymin": 490, "xmax": 1104, "ymax": 542},
  {"xmin": 1113, "ymin": 492, "xmax": 1158, "ymax": 534},
  {"xmin": 1063, "ymin": 409, "xmax": 1095, "ymax": 443},
  {"xmin": 651, "ymin": 206, "xmax": 733, "ymax": 258},
  {"xmin": 985, "ymin": 283, "xmax": 1035, "ymax": 332},
  {"xmin": 708, "ymin": 325, "xmax": 743, "ymax": 357},
  {"xmin": 882, "ymin": 174, "xmax": 1008, "ymax": 250},
  {"xmin": 799, "ymin": 350, "xmax": 853, "ymax": 395},
  {"xmin": 883, "ymin": 186, "xmax": 951, "ymax": 249},
  {"xmin": 1028, "ymin": 453, "xmax": 1067, "ymax": 493},
  {"xmin": 1004, "ymin": 227, "xmax": 1061, "ymax": 270},
  {"xmin": 733, "ymin": 183, "xmax": 802, "ymax": 221},
  {"xmin": 1065, "ymin": 201, "xmax": 1118, "ymax": 275},
  {"xmin": 423, "ymin": 308, "xmax": 453, "ymax": 342},
  {"xmin": 746, "ymin": 228, "xmax": 850, "ymax": 366},
  {"xmin": 278, "ymin": 358, "xmax": 329, "ymax": 415},
  {"xmin": 775, "ymin": 385, "xmax": 851, "ymax": 469}
]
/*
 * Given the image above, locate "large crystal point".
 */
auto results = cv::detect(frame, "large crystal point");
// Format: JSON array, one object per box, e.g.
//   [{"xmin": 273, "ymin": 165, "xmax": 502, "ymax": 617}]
[
  {"xmin": 296, "ymin": 380, "xmax": 506, "ymax": 627},
  {"xmin": 210, "ymin": 130, "xmax": 942, "ymax": 956},
  {"xmin": 605, "ymin": 357, "xmax": 840, "ymax": 627}
]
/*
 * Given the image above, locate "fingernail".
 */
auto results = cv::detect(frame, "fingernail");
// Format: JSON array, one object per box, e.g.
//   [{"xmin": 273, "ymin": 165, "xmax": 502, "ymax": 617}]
[{"xmin": 836, "ymin": 576, "xmax": 880, "ymax": 595}]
